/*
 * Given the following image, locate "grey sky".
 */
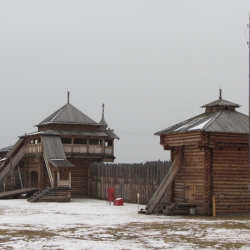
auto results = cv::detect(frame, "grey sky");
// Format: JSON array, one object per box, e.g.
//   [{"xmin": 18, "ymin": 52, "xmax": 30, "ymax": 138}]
[{"xmin": 0, "ymin": 1, "xmax": 249, "ymax": 163}]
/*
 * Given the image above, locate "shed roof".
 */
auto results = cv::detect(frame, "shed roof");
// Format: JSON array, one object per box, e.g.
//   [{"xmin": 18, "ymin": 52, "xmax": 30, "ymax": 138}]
[
  {"xmin": 0, "ymin": 145, "xmax": 13, "ymax": 153},
  {"xmin": 41, "ymin": 135, "xmax": 75, "ymax": 168},
  {"xmin": 4, "ymin": 139, "xmax": 24, "ymax": 159},
  {"xmin": 102, "ymin": 129, "xmax": 120, "ymax": 140},
  {"xmin": 201, "ymin": 99, "xmax": 240, "ymax": 108},
  {"xmin": 155, "ymin": 99, "xmax": 248, "ymax": 135},
  {"xmin": 22, "ymin": 129, "xmax": 119, "ymax": 139},
  {"xmin": 37, "ymin": 103, "xmax": 98, "ymax": 126}
]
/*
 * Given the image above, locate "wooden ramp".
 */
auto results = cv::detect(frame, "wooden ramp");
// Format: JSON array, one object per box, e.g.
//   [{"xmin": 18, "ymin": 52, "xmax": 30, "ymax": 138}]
[
  {"xmin": 0, "ymin": 139, "xmax": 25, "ymax": 186},
  {"xmin": 145, "ymin": 147, "xmax": 183, "ymax": 214},
  {"xmin": 0, "ymin": 188, "xmax": 38, "ymax": 199}
]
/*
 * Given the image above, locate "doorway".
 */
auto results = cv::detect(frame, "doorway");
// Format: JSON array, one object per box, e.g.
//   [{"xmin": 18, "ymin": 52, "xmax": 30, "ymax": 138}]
[
  {"xmin": 185, "ymin": 183, "xmax": 195, "ymax": 202},
  {"xmin": 31, "ymin": 171, "xmax": 38, "ymax": 188}
]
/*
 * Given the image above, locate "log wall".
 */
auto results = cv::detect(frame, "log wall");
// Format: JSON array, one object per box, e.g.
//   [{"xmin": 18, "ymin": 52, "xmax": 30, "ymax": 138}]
[
  {"xmin": 89, "ymin": 161, "xmax": 171, "ymax": 205},
  {"xmin": 212, "ymin": 147, "xmax": 250, "ymax": 214},
  {"xmin": 68, "ymin": 158, "xmax": 100, "ymax": 198},
  {"xmin": 24, "ymin": 160, "xmax": 39, "ymax": 188},
  {"xmin": 160, "ymin": 132, "xmax": 201, "ymax": 147},
  {"xmin": 174, "ymin": 145, "xmax": 205, "ymax": 214}
]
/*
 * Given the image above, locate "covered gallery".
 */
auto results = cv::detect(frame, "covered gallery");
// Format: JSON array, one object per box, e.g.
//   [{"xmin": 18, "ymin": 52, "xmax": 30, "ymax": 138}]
[{"xmin": 0, "ymin": 97, "xmax": 119, "ymax": 201}]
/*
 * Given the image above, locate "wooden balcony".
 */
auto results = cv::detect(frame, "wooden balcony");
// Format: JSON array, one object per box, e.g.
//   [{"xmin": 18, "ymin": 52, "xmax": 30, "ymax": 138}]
[
  {"xmin": 25, "ymin": 144, "xmax": 43, "ymax": 154},
  {"xmin": 63, "ymin": 144, "xmax": 113, "ymax": 155},
  {"xmin": 24, "ymin": 143, "xmax": 113, "ymax": 156}
]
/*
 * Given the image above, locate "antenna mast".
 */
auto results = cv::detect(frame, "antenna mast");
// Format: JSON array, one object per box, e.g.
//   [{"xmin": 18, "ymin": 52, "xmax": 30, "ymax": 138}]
[{"xmin": 249, "ymin": 14, "xmax": 250, "ymax": 166}]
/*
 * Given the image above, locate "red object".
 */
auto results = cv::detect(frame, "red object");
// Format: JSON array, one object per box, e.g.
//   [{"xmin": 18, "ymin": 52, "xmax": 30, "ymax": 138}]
[
  {"xmin": 108, "ymin": 187, "xmax": 114, "ymax": 201},
  {"xmin": 114, "ymin": 198, "xmax": 124, "ymax": 206}
]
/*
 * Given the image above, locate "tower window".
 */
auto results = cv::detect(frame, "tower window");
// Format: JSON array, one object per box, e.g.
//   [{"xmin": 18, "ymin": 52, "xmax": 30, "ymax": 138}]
[
  {"xmin": 61, "ymin": 138, "xmax": 72, "ymax": 144},
  {"xmin": 74, "ymin": 138, "xmax": 87, "ymax": 144}
]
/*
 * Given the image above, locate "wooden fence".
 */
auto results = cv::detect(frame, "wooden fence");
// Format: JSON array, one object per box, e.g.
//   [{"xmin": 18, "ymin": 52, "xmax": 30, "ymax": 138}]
[{"xmin": 89, "ymin": 161, "xmax": 171, "ymax": 205}]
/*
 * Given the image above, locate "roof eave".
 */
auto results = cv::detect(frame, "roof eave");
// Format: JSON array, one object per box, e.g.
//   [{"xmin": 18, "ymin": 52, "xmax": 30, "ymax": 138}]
[{"xmin": 35, "ymin": 122, "xmax": 101, "ymax": 127}]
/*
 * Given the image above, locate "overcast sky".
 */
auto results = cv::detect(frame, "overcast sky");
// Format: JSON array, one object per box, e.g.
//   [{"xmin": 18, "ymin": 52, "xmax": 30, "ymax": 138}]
[{"xmin": 0, "ymin": 1, "xmax": 250, "ymax": 163}]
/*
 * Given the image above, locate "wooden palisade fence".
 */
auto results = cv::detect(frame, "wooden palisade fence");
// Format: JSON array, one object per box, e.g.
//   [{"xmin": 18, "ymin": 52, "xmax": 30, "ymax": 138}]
[{"xmin": 88, "ymin": 161, "xmax": 171, "ymax": 205}]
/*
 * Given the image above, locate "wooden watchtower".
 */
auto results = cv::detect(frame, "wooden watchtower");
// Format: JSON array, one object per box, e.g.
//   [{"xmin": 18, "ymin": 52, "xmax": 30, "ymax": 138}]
[
  {"xmin": 147, "ymin": 90, "xmax": 250, "ymax": 215},
  {"xmin": 0, "ymin": 94, "xmax": 119, "ymax": 201}
]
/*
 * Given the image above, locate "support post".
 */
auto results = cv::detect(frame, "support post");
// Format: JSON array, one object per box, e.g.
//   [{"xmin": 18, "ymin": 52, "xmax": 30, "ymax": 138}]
[
  {"xmin": 213, "ymin": 195, "xmax": 216, "ymax": 217},
  {"xmin": 18, "ymin": 165, "xmax": 23, "ymax": 189},
  {"xmin": 57, "ymin": 171, "xmax": 60, "ymax": 187},
  {"xmin": 249, "ymin": 14, "xmax": 250, "ymax": 170},
  {"xmin": 69, "ymin": 171, "xmax": 71, "ymax": 188},
  {"xmin": 137, "ymin": 193, "xmax": 140, "ymax": 212}
]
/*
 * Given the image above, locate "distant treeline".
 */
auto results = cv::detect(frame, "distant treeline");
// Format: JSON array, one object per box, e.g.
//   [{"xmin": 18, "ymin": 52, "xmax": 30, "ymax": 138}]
[{"xmin": 89, "ymin": 161, "xmax": 171, "ymax": 205}]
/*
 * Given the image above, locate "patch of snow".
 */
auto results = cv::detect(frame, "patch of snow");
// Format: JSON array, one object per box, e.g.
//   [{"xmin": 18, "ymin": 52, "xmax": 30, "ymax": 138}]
[
  {"xmin": 189, "ymin": 118, "xmax": 211, "ymax": 130},
  {"xmin": 174, "ymin": 117, "xmax": 205, "ymax": 131},
  {"xmin": 1, "ymin": 199, "xmax": 250, "ymax": 249}
]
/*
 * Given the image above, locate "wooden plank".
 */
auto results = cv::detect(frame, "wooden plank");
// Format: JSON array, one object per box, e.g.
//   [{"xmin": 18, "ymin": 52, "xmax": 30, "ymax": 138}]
[{"xmin": 0, "ymin": 187, "xmax": 38, "ymax": 198}]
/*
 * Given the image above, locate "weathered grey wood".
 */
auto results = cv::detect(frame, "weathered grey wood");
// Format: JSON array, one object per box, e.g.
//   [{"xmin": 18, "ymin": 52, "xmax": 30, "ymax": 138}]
[
  {"xmin": 145, "ymin": 147, "xmax": 183, "ymax": 214},
  {"xmin": 0, "ymin": 187, "xmax": 38, "ymax": 199},
  {"xmin": 0, "ymin": 146, "xmax": 25, "ymax": 186},
  {"xmin": 89, "ymin": 161, "xmax": 171, "ymax": 204}
]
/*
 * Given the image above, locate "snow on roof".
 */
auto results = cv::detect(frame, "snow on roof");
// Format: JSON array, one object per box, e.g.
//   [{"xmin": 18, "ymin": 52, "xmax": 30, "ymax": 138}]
[{"xmin": 189, "ymin": 118, "xmax": 212, "ymax": 131}]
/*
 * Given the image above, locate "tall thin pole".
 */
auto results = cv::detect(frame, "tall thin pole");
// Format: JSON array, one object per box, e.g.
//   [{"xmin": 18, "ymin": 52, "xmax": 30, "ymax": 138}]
[
  {"xmin": 102, "ymin": 103, "xmax": 105, "ymax": 118},
  {"xmin": 249, "ymin": 14, "xmax": 250, "ymax": 166}
]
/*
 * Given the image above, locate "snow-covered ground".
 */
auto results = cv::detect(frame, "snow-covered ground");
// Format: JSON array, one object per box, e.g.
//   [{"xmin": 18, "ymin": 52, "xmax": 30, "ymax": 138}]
[{"xmin": 0, "ymin": 199, "xmax": 250, "ymax": 249}]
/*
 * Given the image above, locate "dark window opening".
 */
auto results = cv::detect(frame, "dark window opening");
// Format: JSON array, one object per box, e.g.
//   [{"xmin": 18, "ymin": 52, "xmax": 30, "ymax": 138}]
[
  {"xmin": 60, "ymin": 170, "xmax": 69, "ymax": 180},
  {"xmin": 61, "ymin": 138, "xmax": 72, "ymax": 144},
  {"xmin": 89, "ymin": 139, "xmax": 99, "ymax": 145},
  {"xmin": 74, "ymin": 138, "xmax": 87, "ymax": 144},
  {"xmin": 105, "ymin": 140, "xmax": 113, "ymax": 146}
]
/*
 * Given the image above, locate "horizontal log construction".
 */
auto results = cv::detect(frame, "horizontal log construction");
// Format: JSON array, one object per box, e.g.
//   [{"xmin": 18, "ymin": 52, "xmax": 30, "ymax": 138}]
[
  {"xmin": 173, "ymin": 145, "xmax": 206, "ymax": 214},
  {"xmin": 68, "ymin": 157, "xmax": 97, "ymax": 198},
  {"xmin": 212, "ymin": 148, "xmax": 250, "ymax": 214},
  {"xmin": 159, "ymin": 130, "xmax": 250, "ymax": 215}
]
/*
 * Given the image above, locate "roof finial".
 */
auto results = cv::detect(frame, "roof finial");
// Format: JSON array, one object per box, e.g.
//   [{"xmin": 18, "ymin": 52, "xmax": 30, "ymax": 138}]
[
  {"xmin": 219, "ymin": 88, "xmax": 222, "ymax": 100},
  {"xmin": 99, "ymin": 104, "xmax": 108, "ymax": 129},
  {"xmin": 102, "ymin": 103, "xmax": 105, "ymax": 118},
  {"xmin": 67, "ymin": 91, "xmax": 70, "ymax": 103}
]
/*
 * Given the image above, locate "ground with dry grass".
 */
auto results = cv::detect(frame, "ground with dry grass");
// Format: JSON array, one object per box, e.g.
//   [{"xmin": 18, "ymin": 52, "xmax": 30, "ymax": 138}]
[{"xmin": 0, "ymin": 199, "xmax": 250, "ymax": 249}]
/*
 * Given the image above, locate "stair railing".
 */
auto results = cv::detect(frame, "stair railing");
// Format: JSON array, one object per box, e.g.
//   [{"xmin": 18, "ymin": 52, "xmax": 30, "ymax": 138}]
[
  {"xmin": 43, "ymin": 152, "xmax": 54, "ymax": 188},
  {"xmin": 146, "ymin": 146, "xmax": 183, "ymax": 214},
  {"xmin": 0, "ymin": 146, "xmax": 25, "ymax": 185}
]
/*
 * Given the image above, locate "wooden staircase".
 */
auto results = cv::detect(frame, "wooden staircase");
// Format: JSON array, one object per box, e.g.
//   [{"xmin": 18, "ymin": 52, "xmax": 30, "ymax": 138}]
[
  {"xmin": 28, "ymin": 187, "xmax": 71, "ymax": 202},
  {"xmin": 43, "ymin": 151, "xmax": 54, "ymax": 188},
  {"xmin": 145, "ymin": 147, "xmax": 183, "ymax": 214},
  {"xmin": 0, "ymin": 143, "xmax": 25, "ymax": 186}
]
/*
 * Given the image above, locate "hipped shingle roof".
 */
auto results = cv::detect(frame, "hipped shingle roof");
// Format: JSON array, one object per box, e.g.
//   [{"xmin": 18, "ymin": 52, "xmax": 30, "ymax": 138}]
[{"xmin": 37, "ymin": 103, "xmax": 98, "ymax": 126}]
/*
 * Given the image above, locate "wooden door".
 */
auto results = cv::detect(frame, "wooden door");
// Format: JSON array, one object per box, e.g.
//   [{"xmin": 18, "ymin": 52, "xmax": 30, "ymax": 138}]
[
  {"xmin": 31, "ymin": 171, "xmax": 38, "ymax": 188},
  {"xmin": 185, "ymin": 183, "xmax": 195, "ymax": 202}
]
